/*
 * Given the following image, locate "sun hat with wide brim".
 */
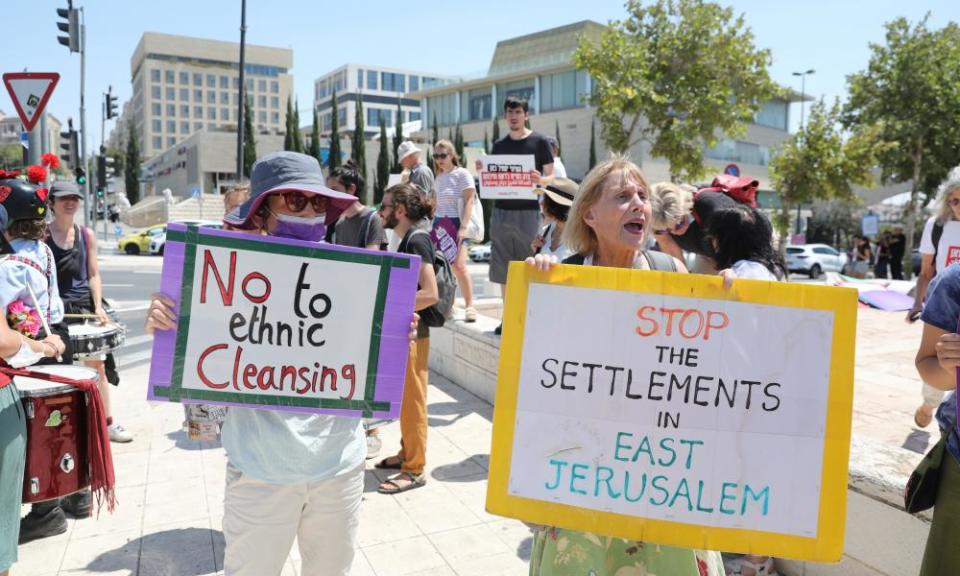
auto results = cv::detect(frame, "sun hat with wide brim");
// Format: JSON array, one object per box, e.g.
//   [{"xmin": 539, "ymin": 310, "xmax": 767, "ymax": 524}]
[
  {"xmin": 536, "ymin": 176, "xmax": 579, "ymax": 207},
  {"xmin": 397, "ymin": 141, "xmax": 421, "ymax": 162},
  {"xmin": 223, "ymin": 151, "xmax": 357, "ymax": 229}
]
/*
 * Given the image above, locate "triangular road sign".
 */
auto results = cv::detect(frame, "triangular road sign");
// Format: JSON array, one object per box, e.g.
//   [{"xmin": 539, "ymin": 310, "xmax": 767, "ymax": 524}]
[{"xmin": 2, "ymin": 72, "xmax": 60, "ymax": 132}]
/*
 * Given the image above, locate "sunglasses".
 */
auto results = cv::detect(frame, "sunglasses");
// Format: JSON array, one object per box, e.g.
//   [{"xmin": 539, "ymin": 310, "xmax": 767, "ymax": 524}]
[
  {"xmin": 432, "ymin": 153, "xmax": 448, "ymax": 160},
  {"xmin": 280, "ymin": 191, "xmax": 327, "ymax": 213},
  {"xmin": 950, "ymin": 198, "xmax": 960, "ymax": 207}
]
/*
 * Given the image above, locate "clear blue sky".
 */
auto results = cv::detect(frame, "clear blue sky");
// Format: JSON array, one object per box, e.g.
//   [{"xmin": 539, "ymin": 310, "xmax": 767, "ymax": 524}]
[{"xmin": 2, "ymin": 0, "xmax": 957, "ymax": 152}]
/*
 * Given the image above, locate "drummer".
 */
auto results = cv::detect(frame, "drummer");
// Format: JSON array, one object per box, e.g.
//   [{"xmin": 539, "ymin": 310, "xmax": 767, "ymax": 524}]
[
  {"xmin": 45, "ymin": 181, "xmax": 132, "ymax": 444},
  {"xmin": 0, "ymin": 174, "xmax": 80, "ymax": 544},
  {"xmin": 0, "ymin": 202, "xmax": 67, "ymax": 576}
]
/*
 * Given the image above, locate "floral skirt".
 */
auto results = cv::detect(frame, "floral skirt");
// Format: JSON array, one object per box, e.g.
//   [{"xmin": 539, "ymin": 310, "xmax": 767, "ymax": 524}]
[{"xmin": 530, "ymin": 527, "xmax": 726, "ymax": 576}]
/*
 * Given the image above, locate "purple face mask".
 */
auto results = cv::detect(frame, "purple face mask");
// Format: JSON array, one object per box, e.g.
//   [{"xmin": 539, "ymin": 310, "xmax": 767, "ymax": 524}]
[{"xmin": 271, "ymin": 212, "xmax": 327, "ymax": 242}]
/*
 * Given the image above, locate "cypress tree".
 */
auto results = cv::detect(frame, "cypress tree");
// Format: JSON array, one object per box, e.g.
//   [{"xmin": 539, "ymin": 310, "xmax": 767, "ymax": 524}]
[
  {"xmin": 392, "ymin": 99, "xmax": 404, "ymax": 173},
  {"xmin": 375, "ymin": 116, "xmax": 390, "ymax": 203},
  {"xmin": 491, "ymin": 116, "xmax": 500, "ymax": 142},
  {"xmin": 352, "ymin": 92, "xmax": 367, "ymax": 201},
  {"xmin": 284, "ymin": 96, "xmax": 295, "ymax": 150},
  {"xmin": 243, "ymin": 91, "xmax": 257, "ymax": 177},
  {"xmin": 454, "ymin": 122, "xmax": 465, "ymax": 161},
  {"xmin": 555, "ymin": 119, "xmax": 562, "ymax": 155},
  {"xmin": 483, "ymin": 129, "xmax": 489, "ymax": 154},
  {"xmin": 124, "ymin": 124, "xmax": 141, "ymax": 205},
  {"xmin": 328, "ymin": 90, "xmax": 342, "ymax": 171},
  {"xmin": 431, "ymin": 112, "xmax": 439, "ymax": 147},
  {"xmin": 588, "ymin": 117, "xmax": 597, "ymax": 170},
  {"xmin": 293, "ymin": 99, "xmax": 304, "ymax": 153},
  {"xmin": 309, "ymin": 108, "xmax": 321, "ymax": 164}
]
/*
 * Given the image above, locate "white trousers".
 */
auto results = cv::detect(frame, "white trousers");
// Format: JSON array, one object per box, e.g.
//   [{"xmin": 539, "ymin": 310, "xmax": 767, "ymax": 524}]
[{"xmin": 222, "ymin": 462, "xmax": 364, "ymax": 576}]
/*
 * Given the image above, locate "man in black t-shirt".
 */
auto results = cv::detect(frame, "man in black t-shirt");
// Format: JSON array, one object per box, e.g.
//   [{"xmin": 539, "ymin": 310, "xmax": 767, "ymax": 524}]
[
  {"xmin": 481, "ymin": 96, "xmax": 553, "ymax": 334},
  {"xmin": 888, "ymin": 225, "xmax": 906, "ymax": 280}
]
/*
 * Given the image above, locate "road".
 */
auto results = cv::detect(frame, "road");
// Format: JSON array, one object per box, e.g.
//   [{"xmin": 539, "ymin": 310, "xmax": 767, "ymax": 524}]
[{"xmin": 99, "ymin": 254, "xmax": 163, "ymax": 373}]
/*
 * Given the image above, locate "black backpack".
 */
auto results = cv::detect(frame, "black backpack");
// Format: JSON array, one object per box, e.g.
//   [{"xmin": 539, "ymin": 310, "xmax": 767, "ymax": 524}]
[{"xmin": 409, "ymin": 229, "xmax": 458, "ymax": 327}]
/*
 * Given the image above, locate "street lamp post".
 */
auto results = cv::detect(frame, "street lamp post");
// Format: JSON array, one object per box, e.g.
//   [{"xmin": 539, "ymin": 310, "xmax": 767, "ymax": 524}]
[{"xmin": 792, "ymin": 68, "xmax": 815, "ymax": 235}]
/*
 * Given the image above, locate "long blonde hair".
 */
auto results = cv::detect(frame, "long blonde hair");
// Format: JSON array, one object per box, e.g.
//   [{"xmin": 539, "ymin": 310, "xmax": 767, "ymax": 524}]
[
  {"xmin": 562, "ymin": 156, "xmax": 650, "ymax": 256},
  {"xmin": 935, "ymin": 166, "xmax": 960, "ymax": 224}
]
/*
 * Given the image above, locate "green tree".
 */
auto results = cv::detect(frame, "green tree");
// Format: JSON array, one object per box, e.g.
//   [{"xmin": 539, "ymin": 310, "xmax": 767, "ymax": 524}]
[
  {"xmin": 491, "ymin": 116, "xmax": 500, "ymax": 143},
  {"xmin": 483, "ymin": 130, "xmax": 489, "ymax": 155},
  {"xmin": 375, "ymin": 116, "xmax": 390, "ymax": 203},
  {"xmin": 284, "ymin": 96, "xmax": 295, "ymax": 151},
  {"xmin": 555, "ymin": 119, "xmax": 562, "ymax": 156},
  {"xmin": 352, "ymin": 93, "xmax": 367, "ymax": 201},
  {"xmin": 843, "ymin": 16, "xmax": 960, "ymax": 272},
  {"xmin": 392, "ymin": 99, "xmax": 404, "ymax": 173},
  {"xmin": 770, "ymin": 99, "xmax": 890, "ymax": 253},
  {"xmin": 0, "ymin": 144, "xmax": 21, "ymax": 170},
  {"xmin": 125, "ymin": 124, "xmax": 141, "ymax": 205},
  {"xmin": 589, "ymin": 117, "xmax": 598, "ymax": 169},
  {"xmin": 328, "ymin": 90, "xmax": 342, "ymax": 171},
  {"xmin": 107, "ymin": 147, "xmax": 125, "ymax": 179},
  {"xmin": 243, "ymin": 91, "xmax": 257, "ymax": 178},
  {"xmin": 309, "ymin": 108, "xmax": 321, "ymax": 164},
  {"xmin": 431, "ymin": 112, "xmax": 439, "ymax": 147},
  {"xmin": 574, "ymin": 0, "xmax": 776, "ymax": 182},
  {"xmin": 454, "ymin": 122, "xmax": 465, "ymax": 161},
  {"xmin": 293, "ymin": 99, "xmax": 304, "ymax": 153}
]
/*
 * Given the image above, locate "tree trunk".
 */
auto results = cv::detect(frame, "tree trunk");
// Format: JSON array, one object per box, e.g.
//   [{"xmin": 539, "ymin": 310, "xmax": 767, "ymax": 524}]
[
  {"xmin": 903, "ymin": 139, "xmax": 924, "ymax": 280},
  {"xmin": 778, "ymin": 200, "xmax": 792, "ymax": 256}
]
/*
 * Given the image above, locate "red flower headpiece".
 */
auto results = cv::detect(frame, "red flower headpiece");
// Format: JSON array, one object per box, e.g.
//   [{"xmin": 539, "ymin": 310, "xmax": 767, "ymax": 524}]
[
  {"xmin": 0, "ymin": 169, "xmax": 20, "ymax": 180},
  {"xmin": 26, "ymin": 165, "xmax": 47, "ymax": 185},
  {"xmin": 0, "ymin": 185, "xmax": 11, "ymax": 203},
  {"xmin": 41, "ymin": 153, "xmax": 60, "ymax": 170}
]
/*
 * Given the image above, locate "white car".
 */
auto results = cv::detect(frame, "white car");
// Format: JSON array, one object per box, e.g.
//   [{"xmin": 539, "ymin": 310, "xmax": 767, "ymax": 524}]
[
  {"xmin": 469, "ymin": 243, "xmax": 491, "ymax": 262},
  {"xmin": 785, "ymin": 243, "xmax": 848, "ymax": 278},
  {"xmin": 150, "ymin": 219, "xmax": 222, "ymax": 255}
]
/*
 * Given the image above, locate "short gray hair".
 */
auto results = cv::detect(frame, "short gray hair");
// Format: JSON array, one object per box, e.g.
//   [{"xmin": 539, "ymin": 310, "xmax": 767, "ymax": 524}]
[
  {"xmin": 650, "ymin": 182, "xmax": 696, "ymax": 230},
  {"xmin": 935, "ymin": 165, "xmax": 960, "ymax": 224}
]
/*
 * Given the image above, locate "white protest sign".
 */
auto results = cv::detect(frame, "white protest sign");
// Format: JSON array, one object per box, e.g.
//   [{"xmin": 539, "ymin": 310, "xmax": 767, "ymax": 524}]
[{"xmin": 479, "ymin": 154, "xmax": 537, "ymax": 201}]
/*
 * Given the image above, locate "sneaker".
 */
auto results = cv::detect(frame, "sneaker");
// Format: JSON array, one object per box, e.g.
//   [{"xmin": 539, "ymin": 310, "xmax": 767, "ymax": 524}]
[
  {"xmin": 108, "ymin": 423, "xmax": 133, "ymax": 443},
  {"xmin": 366, "ymin": 433, "xmax": 382, "ymax": 461},
  {"xmin": 19, "ymin": 502, "xmax": 67, "ymax": 544},
  {"xmin": 464, "ymin": 306, "xmax": 478, "ymax": 323},
  {"xmin": 61, "ymin": 489, "xmax": 92, "ymax": 519},
  {"xmin": 494, "ymin": 323, "xmax": 502, "ymax": 336}
]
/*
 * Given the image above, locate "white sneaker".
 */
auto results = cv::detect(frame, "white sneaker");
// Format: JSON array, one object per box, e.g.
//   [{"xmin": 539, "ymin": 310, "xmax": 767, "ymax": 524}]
[
  {"xmin": 108, "ymin": 423, "xmax": 133, "ymax": 443},
  {"xmin": 365, "ymin": 434, "xmax": 382, "ymax": 460}
]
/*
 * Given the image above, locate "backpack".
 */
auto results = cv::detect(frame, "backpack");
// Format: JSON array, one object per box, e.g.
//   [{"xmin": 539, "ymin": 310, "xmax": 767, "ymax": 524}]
[
  {"xmin": 699, "ymin": 174, "xmax": 759, "ymax": 208},
  {"xmin": 563, "ymin": 250, "xmax": 678, "ymax": 272},
  {"xmin": 932, "ymin": 220, "xmax": 944, "ymax": 270},
  {"xmin": 409, "ymin": 229, "xmax": 457, "ymax": 327}
]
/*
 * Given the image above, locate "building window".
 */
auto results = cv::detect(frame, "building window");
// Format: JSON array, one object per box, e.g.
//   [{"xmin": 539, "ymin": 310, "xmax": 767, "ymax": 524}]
[
  {"xmin": 271, "ymin": 96, "xmax": 279, "ymax": 109},
  {"xmin": 271, "ymin": 81, "xmax": 279, "ymax": 94},
  {"xmin": 357, "ymin": 69, "xmax": 364, "ymax": 89},
  {"xmin": 259, "ymin": 110, "xmax": 267, "ymax": 123},
  {"xmin": 367, "ymin": 108, "xmax": 393, "ymax": 128},
  {"xmin": 409, "ymin": 75, "xmax": 419, "ymax": 93},
  {"xmin": 152, "ymin": 119, "xmax": 161, "ymax": 132},
  {"xmin": 208, "ymin": 92, "xmax": 216, "ymax": 104},
  {"xmin": 754, "ymin": 100, "xmax": 788, "ymax": 131},
  {"xmin": 181, "ymin": 121, "xmax": 190, "ymax": 134},
  {"xmin": 194, "ymin": 73, "xmax": 202, "ymax": 86},
  {"xmin": 194, "ymin": 89, "xmax": 203, "ymax": 102},
  {"xmin": 220, "ymin": 92, "xmax": 229, "ymax": 104},
  {"xmin": 220, "ymin": 76, "xmax": 230, "ymax": 89},
  {"xmin": 180, "ymin": 71, "xmax": 189, "ymax": 84},
  {"xmin": 233, "ymin": 77, "xmax": 240, "ymax": 89},
  {"xmin": 466, "ymin": 88, "xmax": 492, "ymax": 121},
  {"xmin": 153, "ymin": 136, "xmax": 162, "ymax": 149},
  {"xmin": 222, "ymin": 108, "xmax": 230, "ymax": 122},
  {"xmin": 168, "ymin": 137, "xmax": 176, "ymax": 147},
  {"xmin": 194, "ymin": 122, "xmax": 203, "ymax": 132},
  {"xmin": 151, "ymin": 103, "xmax": 161, "ymax": 116},
  {"xmin": 258, "ymin": 95, "xmax": 267, "ymax": 108},
  {"xmin": 207, "ymin": 74, "xmax": 216, "ymax": 88},
  {"xmin": 496, "ymin": 79, "xmax": 535, "ymax": 113},
  {"xmin": 165, "ymin": 70, "xmax": 175, "ymax": 84},
  {"xmin": 194, "ymin": 106, "xmax": 203, "ymax": 118},
  {"xmin": 427, "ymin": 93, "xmax": 458, "ymax": 126},
  {"xmin": 409, "ymin": 111, "xmax": 421, "ymax": 122},
  {"xmin": 540, "ymin": 70, "xmax": 578, "ymax": 112},
  {"xmin": 246, "ymin": 78, "xmax": 254, "ymax": 92},
  {"xmin": 272, "ymin": 112, "xmax": 280, "ymax": 124},
  {"xmin": 322, "ymin": 113, "xmax": 331, "ymax": 131},
  {"xmin": 381, "ymin": 72, "xmax": 405, "ymax": 93},
  {"xmin": 703, "ymin": 139, "xmax": 771, "ymax": 166},
  {"xmin": 180, "ymin": 88, "xmax": 189, "ymax": 101},
  {"xmin": 181, "ymin": 104, "xmax": 190, "ymax": 117},
  {"xmin": 150, "ymin": 85, "xmax": 160, "ymax": 99},
  {"xmin": 258, "ymin": 79, "xmax": 266, "ymax": 92},
  {"xmin": 166, "ymin": 87, "xmax": 175, "ymax": 100},
  {"xmin": 151, "ymin": 69, "xmax": 161, "ymax": 82},
  {"xmin": 167, "ymin": 120, "xmax": 176, "ymax": 133},
  {"xmin": 167, "ymin": 104, "xmax": 176, "ymax": 116},
  {"xmin": 367, "ymin": 70, "xmax": 378, "ymax": 90},
  {"xmin": 339, "ymin": 108, "xmax": 346, "ymax": 126},
  {"xmin": 208, "ymin": 108, "xmax": 216, "ymax": 120}
]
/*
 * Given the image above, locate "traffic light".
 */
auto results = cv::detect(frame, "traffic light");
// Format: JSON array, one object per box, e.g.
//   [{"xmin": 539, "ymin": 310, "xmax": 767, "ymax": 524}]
[
  {"xmin": 59, "ymin": 118, "xmax": 78, "ymax": 169},
  {"xmin": 96, "ymin": 154, "xmax": 106, "ymax": 191},
  {"xmin": 105, "ymin": 87, "xmax": 118, "ymax": 120},
  {"xmin": 56, "ymin": 1, "xmax": 79, "ymax": 53},
  {"xmin": 75, "ymin": 167, "xmax": 86, "ymax": 187}
]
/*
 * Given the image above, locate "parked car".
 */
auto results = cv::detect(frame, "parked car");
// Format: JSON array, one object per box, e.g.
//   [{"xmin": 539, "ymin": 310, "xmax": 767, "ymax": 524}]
[
  {"xmin": 118, "ymin": 224, "xmax": 165, "ymax": 255},
  {"xmin": 469, "ymin": 242, "xmax": 491, "ymax": 262},
  {"xmin": 149, "ymin": 220, "xmax": 222, "ymax": 255},
  {"xmin": 785, "ymin": 243, "xmax": 848, "ymax": 278}
]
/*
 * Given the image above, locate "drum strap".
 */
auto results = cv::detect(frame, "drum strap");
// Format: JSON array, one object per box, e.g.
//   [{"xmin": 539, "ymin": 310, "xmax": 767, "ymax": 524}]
[
  {"xmin": 6, "ymin": 244, "xmax": 55, "ymax": 324},
  {"xmin": 1, "ymin": 366, "xmax": 116, "ymax": 513}
]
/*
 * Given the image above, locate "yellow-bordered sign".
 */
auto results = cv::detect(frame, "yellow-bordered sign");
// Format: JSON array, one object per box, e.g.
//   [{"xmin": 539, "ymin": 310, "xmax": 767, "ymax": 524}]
[{"xmin": 486, "ymin": 262, "xmax": 857, "ymax": 562}]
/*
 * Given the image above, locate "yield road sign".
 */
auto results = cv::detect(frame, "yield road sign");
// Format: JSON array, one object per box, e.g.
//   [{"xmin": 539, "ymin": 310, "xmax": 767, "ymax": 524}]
[{"xmin": 2, "ymin": 72, "xmax": 60, "ymax": 132}]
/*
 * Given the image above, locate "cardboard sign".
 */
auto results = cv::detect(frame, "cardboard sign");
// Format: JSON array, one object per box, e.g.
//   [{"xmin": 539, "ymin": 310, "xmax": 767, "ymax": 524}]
[
  {"xmin": 2, "ymin": 73, "xmax": 59, "ymax": 132},
  {"xmin": 148, "ymin": 224, "xmax": 420, "ymax": 419},
  {"xmin": 479, "ymin": 155, "xmax": 537, "ymax": 201},
  {"xmin": 487, "ymin": 262, "xmax": 857, "ymax": 561}
]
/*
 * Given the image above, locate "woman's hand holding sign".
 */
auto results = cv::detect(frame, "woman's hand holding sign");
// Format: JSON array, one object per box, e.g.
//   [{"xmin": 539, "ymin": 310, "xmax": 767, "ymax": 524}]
[{"xmin": 145, "ymin": 294, "xmax": 177, "ymax": 334}]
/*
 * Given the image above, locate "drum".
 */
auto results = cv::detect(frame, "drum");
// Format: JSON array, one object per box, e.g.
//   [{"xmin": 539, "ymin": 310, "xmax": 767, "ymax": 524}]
[
  {"xmin": 68, "ymin": 322, "xmax": 126, "ymax": 360},
  {"xmin": 15, "ymin": 365, "xmax": 95, "ymax": 503}
]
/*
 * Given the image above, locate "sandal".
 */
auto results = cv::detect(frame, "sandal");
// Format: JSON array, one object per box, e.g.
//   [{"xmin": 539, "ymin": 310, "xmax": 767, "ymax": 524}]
[
  {"xmin": 378, "ymin": 472, "xmax": 426, "ymax": 494},
  {"xmin": 464, "ymin": 306, "xmax": 478, "ymax": 323},
  {"xmin": 374, "ymin": 456, "xmax": 402, "ymax": 470}
]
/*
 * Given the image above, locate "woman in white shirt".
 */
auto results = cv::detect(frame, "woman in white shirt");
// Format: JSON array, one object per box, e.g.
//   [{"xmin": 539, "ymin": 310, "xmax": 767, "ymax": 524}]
[
  {"xmin": 531, "ymin": 177, "xmax": 578, "ymax": 262},
  {"xmin": 431, "ymin": 140, "xmax": 478, "ymax": 322}
]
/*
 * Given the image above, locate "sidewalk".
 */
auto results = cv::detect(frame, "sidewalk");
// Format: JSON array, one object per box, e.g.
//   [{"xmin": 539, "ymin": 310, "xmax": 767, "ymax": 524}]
[{"xmin": 14, "ymin": 306, "xmax": 933, "ymax": 576}]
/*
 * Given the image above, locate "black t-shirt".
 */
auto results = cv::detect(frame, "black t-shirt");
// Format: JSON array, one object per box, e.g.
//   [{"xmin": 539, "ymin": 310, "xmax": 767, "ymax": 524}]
[
  {"xmin": 672, "ymin": 191, "xmax": 738, "ymax": 257},
  {"xmin": 490, "ymin": 132, "xmax": 554, "ymax": 211},
  {"xmin": 399, "ymin": 227, "xmax": 435, "ymax": 339},
  {"xmin": 889, "ymin": 232, "xmax": 906, "ymax": 258}
]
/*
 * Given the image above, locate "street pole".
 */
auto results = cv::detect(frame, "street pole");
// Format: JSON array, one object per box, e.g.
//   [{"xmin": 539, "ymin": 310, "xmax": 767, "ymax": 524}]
[
  {"xmin": 79, "ymin": 9, "xmax": 93, "ymax": 229},
  {"xmin": 101, "ymin": 94, "xmax": 108, "ymax": 241},
  {"xmin": 792, "ymin": 68, "xmax": 815, "ymax": 236},
  {"xmin": 235, "ymin": 0, "xmax": 247, "ymax": 181},
  {"xmin": 40, "ymin": 113, "xmax": 48, "ymax": 164}
]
